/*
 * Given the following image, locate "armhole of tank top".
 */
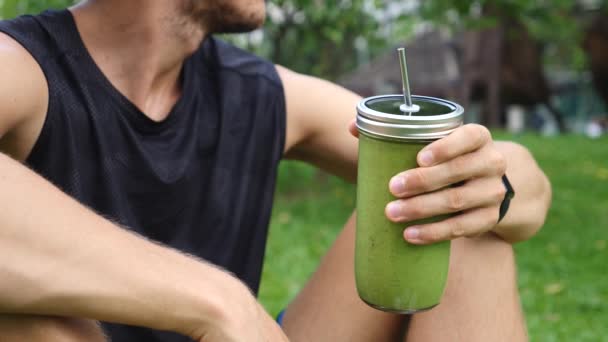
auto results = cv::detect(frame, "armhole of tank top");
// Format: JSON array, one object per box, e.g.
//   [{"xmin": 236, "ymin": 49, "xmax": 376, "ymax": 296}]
[
  {"xmin": 275, "ymin": 74, "xmax": 287, "ymax": 162},
  {"xmin": 0, "ymin": 29, "xmax": 55, "ymax": 163},
  {"xmin": 277, "ymin": 83, "xmax": 287, "ymax": 162}
]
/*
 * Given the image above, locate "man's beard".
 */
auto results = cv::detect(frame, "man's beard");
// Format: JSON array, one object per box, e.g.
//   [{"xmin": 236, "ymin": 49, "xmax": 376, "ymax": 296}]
[{"xmin": 183, "ymin": 0, "xmax": 266, "ymax": 34}]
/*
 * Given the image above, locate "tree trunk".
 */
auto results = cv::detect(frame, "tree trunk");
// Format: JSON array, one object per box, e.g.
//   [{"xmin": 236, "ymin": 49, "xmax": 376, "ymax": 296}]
[{"xmin": 545, "ymin": 101, "xmax": 568, "ymax": 133}]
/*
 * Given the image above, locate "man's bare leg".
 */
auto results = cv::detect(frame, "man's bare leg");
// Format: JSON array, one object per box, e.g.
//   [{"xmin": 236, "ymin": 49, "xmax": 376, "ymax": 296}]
[
  {"xmin": 282, "ymin": 214, "xmax": 527, "ymax": 342},
  {"xmin": 281, "ymin": 214, "xmax": 405, "ymax": 341},
  {"xmin": 405, "ymin": 233, "xmax": 528, "ymax": 342},
  {"xmin": 0, "ymin": 315, "xmax": 107, "ymax": 342}
]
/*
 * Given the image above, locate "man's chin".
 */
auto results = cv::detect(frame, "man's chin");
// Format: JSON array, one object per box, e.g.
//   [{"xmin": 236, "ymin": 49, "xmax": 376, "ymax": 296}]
[
  {"xmin": 212, "ymin": 15, "xmax": 266, "ymax": 34},
  {"xmin": 218, "ymin": 24, "xmax": 264, "ymax": 34}
]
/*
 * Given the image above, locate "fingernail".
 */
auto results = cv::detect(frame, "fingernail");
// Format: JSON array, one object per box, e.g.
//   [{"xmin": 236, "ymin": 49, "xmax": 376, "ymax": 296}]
[
  {"xmin": 419, "ymin": 150, "xmax": 434, "ymax": 166},
  {"xmin": 386, "ymin": 202, "xmax": 402, "ymax": 219},
  {"xmin": 405, "ymin": 227, "xmax": 420, "ymax": 240},
  {"xmin": 389, "ymin": 176, "xmax": 406, "ymax": 194}
]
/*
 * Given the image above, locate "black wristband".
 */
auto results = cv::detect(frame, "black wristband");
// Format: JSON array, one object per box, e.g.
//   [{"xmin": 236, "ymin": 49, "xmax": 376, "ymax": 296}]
[{"xmin": 498, "ymin": 175, "xmax": 515, "ymax": 223}]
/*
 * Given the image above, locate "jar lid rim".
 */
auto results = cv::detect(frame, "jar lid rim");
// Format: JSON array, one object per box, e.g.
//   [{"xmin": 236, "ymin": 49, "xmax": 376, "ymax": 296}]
[
  {"xmin": 356, "ymin": 95, "xmax": 464, "ymax": 141},
  {"xmin": 357, "ymin": 95, "xmax": 464, "ymax": 123}
]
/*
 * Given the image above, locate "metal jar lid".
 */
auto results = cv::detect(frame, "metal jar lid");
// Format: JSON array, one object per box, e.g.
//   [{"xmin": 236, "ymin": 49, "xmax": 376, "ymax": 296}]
[{"xmin": 356, "ymin": 95, "xmax": 464, "ymax": 141}]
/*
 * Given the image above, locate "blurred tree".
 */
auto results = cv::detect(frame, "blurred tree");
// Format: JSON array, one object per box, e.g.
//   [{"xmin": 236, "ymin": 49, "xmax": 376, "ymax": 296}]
[
  {"xmin": 0, "ymin": 0, "xmax": 74, "ymax": 19},
  {"xmin": 582, "ymin": 9, "xmax": 608, "ymax": 108},
  {"xmin": 418, "ymin": 0, "xmax": 583, "ymax": 69},
  {"xmin": 242, "ymin": 0, "xmax": 389, "ymax": 80},
  {"xmin": 414, "ymin": 0, "xmax": 585, "ymax": 131}
]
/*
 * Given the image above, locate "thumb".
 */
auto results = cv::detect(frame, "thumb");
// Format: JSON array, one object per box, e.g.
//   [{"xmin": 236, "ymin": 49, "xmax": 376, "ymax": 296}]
[{"xmin": 348, "ymin": 119, "xmax": 359, "ymax": 138}]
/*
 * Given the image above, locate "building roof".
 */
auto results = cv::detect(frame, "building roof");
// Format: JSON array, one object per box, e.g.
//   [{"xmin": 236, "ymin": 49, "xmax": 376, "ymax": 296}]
[{"xmin": 339, "ymin": 30, "xmax": 460, "ymax": 98}]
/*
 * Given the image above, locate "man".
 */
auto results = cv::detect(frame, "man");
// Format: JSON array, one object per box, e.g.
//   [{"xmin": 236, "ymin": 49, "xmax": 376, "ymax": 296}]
[{"xmin": 0, "ymin": 1, "xmax": 551, "ymax": 341}]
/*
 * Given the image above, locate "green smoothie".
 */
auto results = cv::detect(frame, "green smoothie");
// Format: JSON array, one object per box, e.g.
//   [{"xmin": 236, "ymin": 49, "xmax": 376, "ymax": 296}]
[
  {"xmin": 355, "ymin": 95, "xmax": 464, "ymax": 313},
  {"xmin": 355, "ymin": 134, "xmax": 450, "ymax": 312}
]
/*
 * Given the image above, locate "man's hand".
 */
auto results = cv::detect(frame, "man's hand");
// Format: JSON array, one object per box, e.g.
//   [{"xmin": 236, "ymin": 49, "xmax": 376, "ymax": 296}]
[
  {"xmin": 349, "ymin": 122, "xmax": 508, "ymax": 244},
  {"xmin": 189, "ymin": 282, "xmax": 289, "ymax": 342},
  {"xmin": 282, "ymin": 66, "xmax": 548, "ymax": 242},
  {"xmin": 195, "ymin": 304, "xmax": 288, "ymax": 342}
]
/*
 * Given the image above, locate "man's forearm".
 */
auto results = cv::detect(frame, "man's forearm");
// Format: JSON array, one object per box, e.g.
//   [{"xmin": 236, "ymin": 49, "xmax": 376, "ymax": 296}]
[
  {"xmin": 492, "ymin": 142, "xmax": 552, "ymax": 243},
  {"xmin": 0, "ymin": 153, "xmax": 243, "ymax": 335}
]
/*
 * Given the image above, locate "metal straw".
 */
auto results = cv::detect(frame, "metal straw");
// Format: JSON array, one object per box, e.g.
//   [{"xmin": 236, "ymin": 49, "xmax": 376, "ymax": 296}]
[{"xmin": 398, "ymin": 48, "xmax": 415, "ymax": 115}]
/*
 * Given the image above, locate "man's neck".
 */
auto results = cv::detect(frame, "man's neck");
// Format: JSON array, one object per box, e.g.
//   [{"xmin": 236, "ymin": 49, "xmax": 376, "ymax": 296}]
[{"xmin": 70, "ymin": 0, "xmax": 206, "ymax": 121}]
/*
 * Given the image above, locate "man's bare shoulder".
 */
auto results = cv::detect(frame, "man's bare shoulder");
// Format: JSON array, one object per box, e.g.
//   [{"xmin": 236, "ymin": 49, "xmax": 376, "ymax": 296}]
[
  {"xmin": 0, "ymin": 31, "xmax": 48, "ymax": 140},
  {"xmin": 275, "ymin": 65, "xmax": 361, "ymax": 157}
]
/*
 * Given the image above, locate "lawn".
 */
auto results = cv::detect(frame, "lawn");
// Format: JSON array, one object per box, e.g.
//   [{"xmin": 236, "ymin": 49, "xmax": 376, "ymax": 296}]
[{"xmin": 259, "ymin": 133, "xmax": 608, "ymax": 341}]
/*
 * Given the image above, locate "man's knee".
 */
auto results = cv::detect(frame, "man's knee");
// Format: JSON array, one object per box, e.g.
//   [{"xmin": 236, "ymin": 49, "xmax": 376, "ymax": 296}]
[
  {"xmin": 0, "ymin": 315, "xmax": 108, "ymax": 342},
  {"xmin": 405, "ymin": 235, "xmax": 526, "ymax": 342}
]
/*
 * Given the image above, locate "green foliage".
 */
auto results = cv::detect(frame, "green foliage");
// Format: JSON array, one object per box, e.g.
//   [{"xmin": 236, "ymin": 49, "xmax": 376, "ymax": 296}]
[
  {"xmin": 0, "ymin": 0, "xmax": 74, "ymax": 19},
  {"xmin": 419, "ymin": 0, "xmax": 574, "ymax": 30},
  {"xmin": 416, "ymin": 0, "xmax": 589, "ymax": 70},
  {"xmin": 272, "ymin": 0, "xmax": 383, "ymax": 79},
  {"xmin": 231, "ymin": 0, "xmax": 389, "ymax": 80},
  {"xmin": 260, "ymin": 133, "xmax": 608, "ymax": 340}
]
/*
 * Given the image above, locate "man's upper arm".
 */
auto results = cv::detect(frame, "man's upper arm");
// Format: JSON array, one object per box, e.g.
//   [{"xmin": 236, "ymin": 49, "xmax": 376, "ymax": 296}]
[
  {"xmin": 277, "ymin": 65, "xmax": 361, "ymax": 182},
  {"xmin": 0, "ymin": 32, "xmax": 48, "ymax": 158}
]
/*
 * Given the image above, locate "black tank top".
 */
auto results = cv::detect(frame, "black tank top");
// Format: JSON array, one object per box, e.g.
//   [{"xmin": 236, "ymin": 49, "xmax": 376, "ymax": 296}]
[{"xmin": 0, "ymin": 10, "xmax": 285, "ymax": 341}]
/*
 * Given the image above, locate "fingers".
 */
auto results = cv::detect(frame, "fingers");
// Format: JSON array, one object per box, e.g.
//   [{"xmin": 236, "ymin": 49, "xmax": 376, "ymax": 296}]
[
  {"xmin": 385, "ymin": 177, "xmax": 506, "ymax": 223},
  {"xmin": 389, "ymin": 146, "xmax": 506, "ymax": 197},
  {"xmin": 403, "ymin": 206, "xmax": 500, "ymax": 245},
  {"xmin": 417, "ymin": 124, "xmax": 492, "ymax": 167},
  {"xmin": 379, "ymin": 123, "xmax": 504, "ymax": 244}
]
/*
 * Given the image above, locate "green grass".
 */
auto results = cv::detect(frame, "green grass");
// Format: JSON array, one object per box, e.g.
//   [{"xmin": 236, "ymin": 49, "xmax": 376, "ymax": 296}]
[{"xmin": 259, "ymin": 133, "xmax": 608, "ymax": 341}]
